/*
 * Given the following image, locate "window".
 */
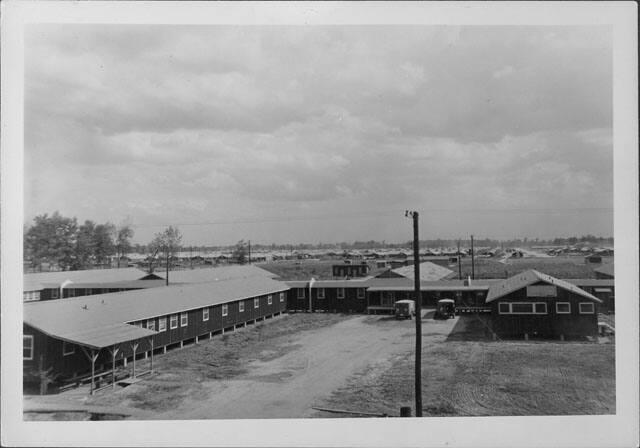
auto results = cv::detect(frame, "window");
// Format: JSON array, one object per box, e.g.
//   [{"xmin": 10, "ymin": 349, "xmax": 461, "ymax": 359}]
[
  {"xmin": 51, "ymin": 288, "xmax": 59, "ymax": 299},
  {"xmin": 579, "ymin": 302, "xmax": 595, "ymax": 314},
  {"xmin": 23, "ymin": 335, "xmax": 34, "ymax": 360},
  {"xmin": 357, "ymin": 288, "xmax": 365, "ymax": 299},
  {"xmin": 534, "ymin": 303, "xmax": 547, "ymax": 314},
  {"xmin": 317, "ymin": 288, "xmax": 325, "ymax": 299},
  {"xmin": 24, "ymin": 291, "xmax": 41, "ymax": 302},
  {"xmin": 280, "ymin": 292, "xmax": 285, "ymax": 302},
  {"xmin": 170, "ymin": 314, "xmax": 178, "ymax": 329},
  {"xmin": 180, "ymin": 312, "xmax": 188, "ymax": 327},
  {"xmin": 511, "ymin": 303, "xmax": 534, "ymax": 314},
  {"xmin": 222, "ymin": 304, "xmax": 228, "ymax": 316},
  {"xmin": 239, "ymin": 302, "xmax": 245, "ymax": 313},
  {"xmin": 337, "ymin": 288, "xmax": 345, "ymax": 299},
  {"xmin": 202, "ymin": 308, "xmax": 209, "ymax": 321},
  {"xmin": 254, "ymin": 298, "xmax": 260, "ymax": 309},
  {"xmin": 147, "ymin": 318, "xmax": 156, "ymax": 330},
  {"xmin": 62, "ymin": 341, "xmax": 75, "ymax": 356},
  {"xmin": 135, "ymin": 322, "xmax": 143, "ymax": 327},
  {"xmin": 498, "ymin": 302, "xmax": 547, "ymax": 315},
  {"xmin": 86, "ymin": 289, "xmax": 93, "ymax": 296},
  {"xmin": 297, "ymin": 288, "xmax": 306, "ymax": 299},
  {"xmin": 556, "ymin": 302, "xmax": 571, "ymax": 314},
  {"xmin": 158, "ymin": 317, "xmax": 167, "ymax": 332},
  {"xmin": 268, "ymin": 295, "xmax": 273, "ymax": 305}
]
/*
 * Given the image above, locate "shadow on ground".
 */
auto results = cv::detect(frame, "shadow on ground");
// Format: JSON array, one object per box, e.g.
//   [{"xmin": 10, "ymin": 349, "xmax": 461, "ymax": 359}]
[{"xmin": 445, "ymin": 315, "xmax": 494, "ymax": 342}]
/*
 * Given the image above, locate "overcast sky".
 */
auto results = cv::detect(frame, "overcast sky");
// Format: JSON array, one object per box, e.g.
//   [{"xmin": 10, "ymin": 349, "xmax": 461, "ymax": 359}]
[{"xmin": 24, "ymin": 25, "xmax": 613, "ymax": 246}]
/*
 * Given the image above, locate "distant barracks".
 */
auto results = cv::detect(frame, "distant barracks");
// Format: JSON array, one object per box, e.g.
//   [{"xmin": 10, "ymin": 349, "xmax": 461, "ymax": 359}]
[{"xmin": 22, "ymin": 263, "xmax": 614, "ymax": 394}]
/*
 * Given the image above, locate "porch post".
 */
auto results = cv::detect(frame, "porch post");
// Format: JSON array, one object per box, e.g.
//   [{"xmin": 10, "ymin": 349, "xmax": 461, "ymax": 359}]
[
  {"xmin": 149, "ymin": 337, "xmax": 154, "ymax": 373},
  {"xmin": 110, "ymin": 346, "xmax": 119, "ymax": 390},
  {"xmin": 90, "ymin": 349, "xmax": 96, "ymax": 395},
  {"xmin": 130, "ymin": 342, "xmax": 139, "ymax": 378}
]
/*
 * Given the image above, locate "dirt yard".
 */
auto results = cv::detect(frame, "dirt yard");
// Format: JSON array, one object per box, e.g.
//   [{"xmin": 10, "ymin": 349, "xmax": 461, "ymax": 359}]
[
  {"xmin": 318, "ymin": 315, "xmax": 616, "ymax": 417},
  {"xmin": 24, "ymin": 312, "xmax": 615, "ymax": 420}
]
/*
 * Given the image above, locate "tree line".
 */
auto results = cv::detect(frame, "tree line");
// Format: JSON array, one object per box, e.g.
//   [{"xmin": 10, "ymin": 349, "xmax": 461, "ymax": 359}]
[{"xmin": 24, "ymin": 211, "xmax": 184, "ymax": 272}]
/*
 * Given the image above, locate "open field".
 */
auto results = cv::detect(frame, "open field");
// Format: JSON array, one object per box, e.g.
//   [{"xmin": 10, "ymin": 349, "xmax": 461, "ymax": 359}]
[
  {"xmin": 318, "ymin": 315, "xmax": 615, "ymax": 417},
  {"xmin": 460, "ymin": 256, "xmax": 613, "ymax": 279},
  {"xmin": 258, "ymin": 259, "xmax": 339, "ymax": 280},
  {"xmin": 259, "ymin": 255, "xmax": 611, "ymax": 280},
  {"xmin": 24, "ymin": 312, "xmax": 615, "ymax": 420}
]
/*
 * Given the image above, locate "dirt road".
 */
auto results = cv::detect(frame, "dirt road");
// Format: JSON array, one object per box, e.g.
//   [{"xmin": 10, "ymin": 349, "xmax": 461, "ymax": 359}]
[
  {"xmin": 152, "ymin": 313, "xmax": 448, "ymax": 419},
  {"xmin": 23, "ymin": 312, "xmax": 459, "ymax": 420}
]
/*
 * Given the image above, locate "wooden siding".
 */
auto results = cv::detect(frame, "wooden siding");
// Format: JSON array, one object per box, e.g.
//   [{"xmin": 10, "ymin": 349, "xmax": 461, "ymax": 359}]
[
  {"xmin": 489, "ymin": 282, "xmax": 599, "ymax": 339},
  {"xmin": 24, "ymin": 289, "xmax": 288, "ymax": 385}
]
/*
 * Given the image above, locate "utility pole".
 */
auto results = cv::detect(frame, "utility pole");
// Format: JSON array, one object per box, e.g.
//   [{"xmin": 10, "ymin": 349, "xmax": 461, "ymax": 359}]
[
  {"xmin": 405, "ymin": 210, "xmax": 422, "ymax": 417},
  {"xmin": 165, "ymin": 245, "xmax": 169, "ymax": 286},
  {"xmin": 457, "ymin": 239, "xmax": 462, "ymax": 280},
  {"xmin": 248, "ymin": 240, "xmax": 251, "ymax": 265},
  {"xmin": 471, "ymin": 235, "xmax": 475, "ymax": 280}
]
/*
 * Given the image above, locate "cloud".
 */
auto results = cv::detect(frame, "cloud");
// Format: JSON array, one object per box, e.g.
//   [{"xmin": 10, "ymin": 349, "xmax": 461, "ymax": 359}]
[{"xmin": 23, "ymin": 25, "xmax": 613, "ymax": 243}]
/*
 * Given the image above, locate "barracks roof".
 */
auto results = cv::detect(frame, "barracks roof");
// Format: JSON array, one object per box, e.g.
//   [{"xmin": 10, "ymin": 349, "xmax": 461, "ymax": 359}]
[
  {"xmin": 24, "ymin": 267, "xmax": 154, "ymax": 292},
  {"xmin": 24, "ymin": 275, "xmax": 288, "ymax": 349},
  {"xmin": 390, "ymin": 261, "xmax": 455, "ymax": 282},
  {"xmin": 485, "ymin": 270, "xmax": 601, "ymax": 303}
]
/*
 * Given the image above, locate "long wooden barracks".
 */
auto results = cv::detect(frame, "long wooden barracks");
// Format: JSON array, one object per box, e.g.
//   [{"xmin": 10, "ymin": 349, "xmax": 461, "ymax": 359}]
[{"xmin": 23, "ymin": 263, "xmax": 613, "ymax": 394}]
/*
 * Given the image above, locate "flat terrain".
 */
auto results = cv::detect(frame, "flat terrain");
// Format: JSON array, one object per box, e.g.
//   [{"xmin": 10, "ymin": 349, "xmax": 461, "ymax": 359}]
[
  {"xmin": 258, "ymin": 259, "xmax": 339, "ymax": 280},
  {"xmin": 258, "ymin": 256, "xmax": 612, "ymax": 280},
  {"xmin": 24, "ymin": 312, "xmax": 615, "ymax": 420}
]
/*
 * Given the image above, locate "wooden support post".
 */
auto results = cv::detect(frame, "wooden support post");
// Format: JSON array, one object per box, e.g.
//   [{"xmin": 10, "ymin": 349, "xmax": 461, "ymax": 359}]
[
  {"xmin": 109, "ymin": 346, "xmax": 119, "ymax": 389},
  {"xmin": 524, "ymin": 333, "xmax": 529, "ymax": 341},
  {"xmin": 130, "ymin": 342, "xmax": 139, "ymax": 378},
  {"xmin": 149, "ymin": 337, "xmax": 154, "ymax": 373},
  {"xmin": 163, "ymin": 346, "xmax": 167, "ymax": 354},
  {"xmin": 180, "ymin": 341, "xmax": 183, "ymax": 348},
  {"xmin": 560, "ymin": 334, "xmax": 565, "ymax": 341},
  {"xmin": 195, "ymin": 335, "xmax": 199, "ymax": 344},
  {"xmin": 81, "ymin": 346, "xmax": 99, "ymax": 396}
]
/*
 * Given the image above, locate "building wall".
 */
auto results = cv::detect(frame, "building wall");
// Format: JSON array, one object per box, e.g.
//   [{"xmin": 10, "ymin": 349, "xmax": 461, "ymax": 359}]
[
  {"xmin": 286, "ymin": 286, "xmax": 367, "ymax": 312},
  {"xmin": 332, "ymin": 265, "xmax": 369, "ymax": 278},
  {"xmin": 489, "ymin": 283, "xmax": 599, "ymax": 339},
  {"xmin": 24, "ymin": 290, "xmax": 288, "ymax": 386}
]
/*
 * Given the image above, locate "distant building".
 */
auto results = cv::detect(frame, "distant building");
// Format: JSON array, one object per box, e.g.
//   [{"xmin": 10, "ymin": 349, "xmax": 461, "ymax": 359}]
[
  {"xmin": 584, "ymin": 254, "xmax": 602, "ymax": 264},
  {"xmin": 332, "ymin": 263, "xmax": 370, "ymax": 278},
  {"xmin": 23, "ymin": 268, "xmax": 165, "ymax": 302}
]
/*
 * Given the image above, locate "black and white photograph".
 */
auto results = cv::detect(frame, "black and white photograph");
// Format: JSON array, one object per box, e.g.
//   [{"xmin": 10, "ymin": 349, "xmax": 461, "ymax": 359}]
[{"xmin": 1, "ymin": 2, "xmax": 638, "ymax": 447}]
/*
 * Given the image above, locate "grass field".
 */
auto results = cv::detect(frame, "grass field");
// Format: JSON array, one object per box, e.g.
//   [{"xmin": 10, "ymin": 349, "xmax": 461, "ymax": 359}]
[
  {"xmin": 258, "ymin": 259, "xmax": 338, "ymax": 280},
  {"xmin": 259, "ymin": 256, "xmax": 611, "ymax": 280},
  {"xmin": 319, "ymin": 315, "xmax": 616, "ymax": 417}
]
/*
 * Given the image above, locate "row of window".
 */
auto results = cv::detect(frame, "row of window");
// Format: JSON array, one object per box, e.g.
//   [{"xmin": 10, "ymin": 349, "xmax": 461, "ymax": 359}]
[
  {"xmin": 498, "ymin": 302, "xmax": 595, "ymax": 315},
  {"xmin": 134, "ymin": 293, "xmax": 284, "ymax": 331},
  {"xmin": 297, "ymin": 288, "xmax": 366, "ymax": 299},
  {"xmin": 23, "ymin": 291, "xmax": 41, "ymax": 302}
]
